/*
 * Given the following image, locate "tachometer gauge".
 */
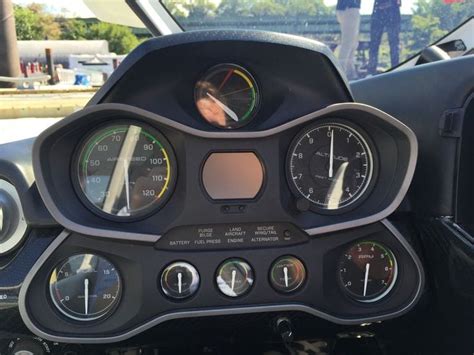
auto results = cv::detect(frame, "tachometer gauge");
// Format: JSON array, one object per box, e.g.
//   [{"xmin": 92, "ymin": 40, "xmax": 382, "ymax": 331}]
[
  {"xmin": 287, "ymin": 121, "xmax": 375, "ymax": 212},
  {"xmin": 338, "ymin": 241, "xmax": 397, "ymax": 302},
  {"xmin": 195, "ymin": 64, "xmax": 260, "ymax": 129},
  {"xmin": 75, "ymin": 123, "xmax": 176, "ymax": 219},
  {"xmin": 49, "ymin": 254, "xmax": 121, "ymax": 321}
]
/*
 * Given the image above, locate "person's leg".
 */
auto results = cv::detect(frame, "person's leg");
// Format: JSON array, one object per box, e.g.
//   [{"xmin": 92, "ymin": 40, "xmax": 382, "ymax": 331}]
[
  {"xmin": 347, "ymin": 8, "xmax": 361, "ymax": 79},
  {"xmin": 367, "ymin": 10, "xmax": 384, "ymax": 75},
  {"xmin": 387, "ymin": 9, "xmax": 401, "ymax": 67},
  {"xmin": 337, "ymin": 8, "xmax": 360, "ymax": 79}
]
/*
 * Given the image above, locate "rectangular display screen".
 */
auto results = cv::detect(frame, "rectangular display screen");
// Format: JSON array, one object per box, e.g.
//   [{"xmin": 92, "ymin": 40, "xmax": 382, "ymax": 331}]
[{"xmin": 202, "ymin": 152, "xmax": 264, "ymax": 200}]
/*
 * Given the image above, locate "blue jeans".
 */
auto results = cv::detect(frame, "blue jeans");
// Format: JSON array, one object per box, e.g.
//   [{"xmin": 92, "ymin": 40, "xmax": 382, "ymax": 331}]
[{"xmin": 368, "ymin": 8, "xmax": 401, "ymax": 74}]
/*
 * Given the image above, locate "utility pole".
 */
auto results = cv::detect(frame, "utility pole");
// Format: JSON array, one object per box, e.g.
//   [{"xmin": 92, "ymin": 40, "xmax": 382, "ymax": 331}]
[{"xmin": 0, "ymin": 0, "xmax": 20, "ymax": 88}]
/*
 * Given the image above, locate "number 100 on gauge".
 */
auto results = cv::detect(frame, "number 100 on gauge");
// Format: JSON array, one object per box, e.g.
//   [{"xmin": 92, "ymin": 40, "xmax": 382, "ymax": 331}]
[{"xmin": 75, "ymin": 123, "xmax": 177, "ymax": 219}]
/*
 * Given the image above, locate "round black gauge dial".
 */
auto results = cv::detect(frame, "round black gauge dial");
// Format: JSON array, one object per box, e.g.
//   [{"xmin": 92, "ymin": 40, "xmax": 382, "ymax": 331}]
[
  {"xmin": 338, "ymin": 241, "xmax": 397, "ymax": 302},
  {"xmin": 76, "ymin": 123, "xmax": 176, "ymax": 219},
  {"xmin": 49, "ymin": 254, "xmax": 121, "ymax": 321},
  {"xmin": 270, "ymin": 256, "xmax": 306, "ymax": 293},
  {"xmin": 287, "ymin": 122, "xmax": 374, "ymax": 211},
  {"xmin": 160, "ymin": 261, "xmax": 200, "ymax": 300},
  {"xmin": 216, "ymin": 259, "xmax": 254, "ymax": 297},
  {"xmin": 195, "ymin": 64, "xmax": 260, "ymax": 129}
]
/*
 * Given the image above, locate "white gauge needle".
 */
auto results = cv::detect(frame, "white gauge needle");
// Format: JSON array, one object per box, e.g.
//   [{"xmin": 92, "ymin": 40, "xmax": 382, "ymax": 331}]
[
  {"xmin": 363, "ymin": 263, "xmax": 370, "ymax": 297},
  {"xmin": 231, "ymin": 269, "xmax": 236, "ymax": 291},
  {"xmin": 177, "ymin": 272, "xmax": 182, "ymax": 294},
  {"xmin": 329, "ymin": 129, "xmax": 334, "ymax": 178},
  {"xmin": 84, "ymin": 278, "xmax": 89, "ymax": 315},
  {"xmin": 283, "ymin": 267, "xmax": 289, "ymax": 288},
  {"xmin": 123, "ymin": 160, "xmax": 130, "ymax": 211},
  {"xmin": 206, "ymin": 92, "xmax": 239, "ymax": 122}
]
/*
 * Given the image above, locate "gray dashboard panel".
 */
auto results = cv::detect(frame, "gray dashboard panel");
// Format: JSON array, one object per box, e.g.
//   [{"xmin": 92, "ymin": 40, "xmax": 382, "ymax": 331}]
[{"xmin": 18, "ymin": 219, "xmax": 424, "ymax": 344}]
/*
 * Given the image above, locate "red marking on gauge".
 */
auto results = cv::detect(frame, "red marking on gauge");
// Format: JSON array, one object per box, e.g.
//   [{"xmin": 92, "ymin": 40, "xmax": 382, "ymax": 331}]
[{"xmin": 218, "ymin": 68, "xmax": 234, "ymax": 90}]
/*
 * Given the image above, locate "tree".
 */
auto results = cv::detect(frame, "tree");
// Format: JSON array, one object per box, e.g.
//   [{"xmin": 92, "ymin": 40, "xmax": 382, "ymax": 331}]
[
  {"xmin": 218, "ymin": 0, "xmax": 332, "ymax": 17},
  {"xmin": 14, "ymin": 4, "xmax": 141, "ymax": 54},
  {"xmin": 409, "ymin": 0, "xmax": 474, "ymax": 53},
  {"xmin": 14, "ymin": 4, "xmax": 61, "ymax": 40},
  {"xmin": 185, "ymin": 0, "xmax": 218, "ymax": 19},
  {"xmin": 60, "ymin": 19, "xmax": 88, "ymax": 40},
  {"xmin": 86, "ymin": 22, "xmax": 140, "ymax": 54},
  {"xmin": 283, "ymin": 0, "xmax": 332, "ymax": 16}
]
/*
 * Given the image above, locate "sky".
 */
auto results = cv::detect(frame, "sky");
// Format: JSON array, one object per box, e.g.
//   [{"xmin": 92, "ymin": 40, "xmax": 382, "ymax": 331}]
[{"xmin": 12, "ymin": 0, "xmax": 416, "ymax": 17}]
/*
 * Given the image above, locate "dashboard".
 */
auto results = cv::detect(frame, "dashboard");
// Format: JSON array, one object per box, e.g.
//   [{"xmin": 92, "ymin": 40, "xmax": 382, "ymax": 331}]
[{"xmin": 1, "ymin": 30, "xmax": 451, "ymax": 351}]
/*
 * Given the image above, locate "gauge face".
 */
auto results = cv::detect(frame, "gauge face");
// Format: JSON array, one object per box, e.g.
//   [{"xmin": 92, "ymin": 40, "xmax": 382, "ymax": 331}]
[
  {"xmin": 287, "ymin": 122, "xmax": 374, "ymax": 211},
  {"xmin": 160, "ymin": 261, "xmax": 200, "ymax": 300},
  {"xmin": 76, "ymin": 123, "xmax": 176, "ymax": 219},
  {"xmin": 338, "ymin": 241, "xmax": 397, "ymax": 302},
  {"xmin": 195, "ymin": 64, "xmax": 259, "ymax": 129},
  {"xmin": 270, "ymin": 256, "xmax": 306, "ymax": 293},
  {"xmin": 49, "ymin": 254, "xmax": 121, "ymax": 321},
  {"xmin": 216, "ymin": 259, "xmax": 254, "ymax": 297}
]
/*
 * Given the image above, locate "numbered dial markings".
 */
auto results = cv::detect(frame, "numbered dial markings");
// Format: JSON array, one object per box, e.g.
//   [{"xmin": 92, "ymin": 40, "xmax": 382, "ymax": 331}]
[
  {"xmin": 288, "ymin": 123, "xmax": 374, "ymax": 211},
  {"xmin": 49, "ymin": 254, "xmax": 121, "ymax": 321},
  {"xmin": 338, "ymin": 241, "xmax": 397, "ymax": 302},
  {"xmin": 76, "ymin": 123, "xmax": 176, "ymax": 218}
]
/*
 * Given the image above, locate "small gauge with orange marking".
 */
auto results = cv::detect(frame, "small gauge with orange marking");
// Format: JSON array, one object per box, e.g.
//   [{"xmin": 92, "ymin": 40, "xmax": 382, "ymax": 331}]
[{"xmin": 194, "ymin": 64, "xmax": 260, "ymax": 129}]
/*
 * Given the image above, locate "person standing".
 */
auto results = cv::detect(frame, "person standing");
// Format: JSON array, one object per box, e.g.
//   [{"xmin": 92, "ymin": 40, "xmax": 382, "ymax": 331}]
[
  {"xmin": 336, "ymin": 0, "xmax": 361, "ymax": 80},
  {"xmin": 368, "ymin": 0, "xmax": 402, "ymax": 75}
]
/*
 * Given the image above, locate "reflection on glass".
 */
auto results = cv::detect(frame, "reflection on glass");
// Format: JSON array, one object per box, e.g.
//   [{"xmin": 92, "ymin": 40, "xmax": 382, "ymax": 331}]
[{"xmin": 194, "ymin": 64, "xmax": 259, "ymax": 129}]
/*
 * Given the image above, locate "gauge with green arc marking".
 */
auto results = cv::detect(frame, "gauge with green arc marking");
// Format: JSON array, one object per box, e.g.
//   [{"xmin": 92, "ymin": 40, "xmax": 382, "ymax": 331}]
[
  {"xmin": 338, "ymin": 240, "xmax": 397, "ymax": 303},
  {"xmin": 75, "ymin": 122, "xmax": 177, "ymax": 219},
  {"xmin": 195, "ymin": 64, "xmax": 260, "ymax": 129}
]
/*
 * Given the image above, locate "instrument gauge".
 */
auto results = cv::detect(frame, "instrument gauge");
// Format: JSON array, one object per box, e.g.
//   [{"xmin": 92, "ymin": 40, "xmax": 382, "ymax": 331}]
[
  {"xmin": 75, "ymin": 122, "xmax": 177, "ymax": 219},
  {"xmin": 216, "ymin": 258, "xmax": 254, "ymax": 297},
  {"xmin": 160, "ymin": 261, "xmax": 200, "ymax": 300},
  {"xmin": 338, "ymin": 241, "xmax": 397, "ymax": 302},
  {"xmin": 287, "ymin": 121, "xmax": 375, "ymax": 212},
  {"xmin": 49, "ymin": 254, "xmax": 122, "ymax": 321},
  {"xmin": 195, "ymin": 64, "xmax": 260, "ymax": 129}
]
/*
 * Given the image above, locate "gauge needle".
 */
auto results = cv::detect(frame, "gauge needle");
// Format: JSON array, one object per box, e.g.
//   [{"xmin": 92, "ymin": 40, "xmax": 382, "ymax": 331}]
[
  {"xmin": 363, "ymin": 263, "xmax": 370, "ymax": 297},
  {"xmin": 123, "ymin": 160, "xmax": 130, "ymax": 211},
  {"xmin": 177, "ymin": 272, "xmax": 182, "ymax": 294},
  {"xmin": 231, "ymin": 269, "xmax": 236, "ymax": 291},
  {"xmin": 206, "ymin": 92, "xmax": 239, "ymax": 122},
  {"xmin": 329, "ymin": 129, "xmax": 334, "ymax": 178},
  {"xmin": 283, "ymin": 267, "xmax": 289, "ymax": 288},
  {"xmin": 84, "ymin": 278, "xmax": 89, "ymax": 315}
]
